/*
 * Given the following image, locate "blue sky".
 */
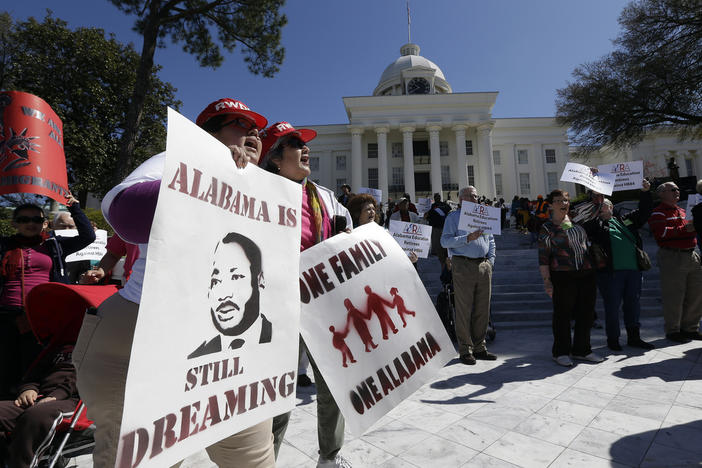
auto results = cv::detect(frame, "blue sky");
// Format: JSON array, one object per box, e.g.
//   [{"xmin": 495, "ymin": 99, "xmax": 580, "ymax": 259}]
[{"xmin": 6, "ymin": 0, "xmax": 630, "ymax": 127}]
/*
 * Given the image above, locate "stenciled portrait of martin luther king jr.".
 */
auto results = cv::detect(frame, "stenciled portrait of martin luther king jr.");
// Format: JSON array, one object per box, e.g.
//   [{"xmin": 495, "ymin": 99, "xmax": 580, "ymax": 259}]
[{"xmin": 188, "ymin": 231, "xmax": 272, "ymax": 359}]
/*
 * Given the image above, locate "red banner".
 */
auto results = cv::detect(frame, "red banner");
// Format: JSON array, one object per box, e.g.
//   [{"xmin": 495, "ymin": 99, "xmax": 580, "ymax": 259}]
[{"xmin": 0, "ymin": 91, "xmax": 69, "ymax": 201}]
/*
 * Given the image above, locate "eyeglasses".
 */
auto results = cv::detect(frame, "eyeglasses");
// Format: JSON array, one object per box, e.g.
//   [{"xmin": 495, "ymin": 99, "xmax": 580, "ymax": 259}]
[
  {"xmin": 552, "ymin": 199, "xmax": 570, "ymax": 204},
  {"xmin": 667, "ymin": 188, "xmax": 680, "ymax": 192},
  {"xmin": 284, "ymin": 138, "xmax": 307, "ymax": 149},
  {"xmin": 15, "ymin": 216, "xmax": 45, "ymax": 224},
  {"xmin": 220, "ymin": 118, "xmax": 257, "ymax": 133}
]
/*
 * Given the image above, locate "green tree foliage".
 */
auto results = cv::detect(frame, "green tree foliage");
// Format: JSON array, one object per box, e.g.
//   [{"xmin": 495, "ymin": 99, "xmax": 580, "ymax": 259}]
[
  {"xmin": 556, "ymin": 0, "xmax": 702, "ymax": 151},
  {"xmin": 0, "ymin": 12, "xmax": 180, "ymax": 198},
  {"xmin": 112, "ymin": 0, "xmax": 287, "ymax": 184}
]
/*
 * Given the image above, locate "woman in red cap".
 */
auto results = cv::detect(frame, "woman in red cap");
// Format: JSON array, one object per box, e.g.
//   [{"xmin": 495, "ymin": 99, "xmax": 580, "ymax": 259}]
[
  {"xmin": 74, "ymin": 98, "xmax": 276, "ymax": 467},
  {"xmin": 260, "ymin": 122, "xmax": 353, "ymax": 468}
]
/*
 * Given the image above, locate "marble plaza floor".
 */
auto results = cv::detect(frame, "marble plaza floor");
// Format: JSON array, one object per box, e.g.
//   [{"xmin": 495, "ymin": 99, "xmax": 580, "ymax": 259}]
[{"xmin": 72, "ymin": 317, "xmax": 702, "ymax": 467}]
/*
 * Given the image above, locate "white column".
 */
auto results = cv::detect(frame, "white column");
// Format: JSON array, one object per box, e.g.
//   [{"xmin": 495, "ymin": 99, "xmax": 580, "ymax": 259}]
[
  {"xmin": 478, "ymin": 124, "xmax": 496, "ymax": 197},
  {"xmin": 375, "ymin": 127, "xmax": 389, "ymax": 202},
  {"xmin": 691, "ymin": 150, "xmax": 702, "ymax": 179},
  {"xmin": 452, "ymin": 125, "xmax": 468, "ymax": 190},
  {"xmin": 401, "ymin": 126, "xmax": 416, "ymax": 197},
  {"xmin": 428, "ymin": 125, "xmax": 442, "ymax": 196},
  {"xmin": 350, "ymin": 127, "xmax": 363, "ymax": 192}
]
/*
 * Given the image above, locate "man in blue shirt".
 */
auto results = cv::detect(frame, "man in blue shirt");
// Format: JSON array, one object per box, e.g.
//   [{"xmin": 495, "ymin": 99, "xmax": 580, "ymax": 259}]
[{"xmin": 441, "ymin": 186, "xmax": 497, "ymax": 365}]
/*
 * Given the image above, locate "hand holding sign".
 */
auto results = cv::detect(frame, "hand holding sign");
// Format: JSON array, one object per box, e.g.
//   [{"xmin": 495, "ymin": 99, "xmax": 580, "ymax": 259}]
[{"xmin": 560, "ymin": 162, "xmax": 616, "ymax": 195}]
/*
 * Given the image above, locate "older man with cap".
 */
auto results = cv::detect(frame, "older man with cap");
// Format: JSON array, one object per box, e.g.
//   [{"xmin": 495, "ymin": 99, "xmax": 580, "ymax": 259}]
[
  {"xmin": 74, "ymin": 98, "xmax": 277, "ymax": 467},
  {"xmin": 648, "ymin": 181, "xmax": 702, "ymax": 343},
  {"xmin": 441, "ymin": 186, "xmax": 497, "ymax": 365},
  {"xmin": 259, "ymin": 121, "xmax": 352, "ymax": 468}
]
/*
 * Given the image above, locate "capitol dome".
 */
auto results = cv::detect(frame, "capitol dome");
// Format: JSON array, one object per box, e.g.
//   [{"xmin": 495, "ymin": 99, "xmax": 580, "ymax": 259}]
[{"xmin": 373, "ymin": 43, "xmax": 452, "ymax": 96}]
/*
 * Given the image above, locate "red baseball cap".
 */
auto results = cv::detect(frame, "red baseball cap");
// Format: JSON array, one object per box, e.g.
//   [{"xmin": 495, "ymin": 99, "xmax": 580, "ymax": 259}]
[
  {"xmin": 260, "ymin": 121, "xmax": 317, "ymax": 162},
  {"xmin": 196, "ymin": 98, "xmax": 268, "ymax": 130}
]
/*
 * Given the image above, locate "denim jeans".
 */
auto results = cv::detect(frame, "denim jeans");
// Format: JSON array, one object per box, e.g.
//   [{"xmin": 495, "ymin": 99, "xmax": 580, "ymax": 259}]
[{"xmin": 596, "ymin": 270, "xmax": 642, "ymax": 341}]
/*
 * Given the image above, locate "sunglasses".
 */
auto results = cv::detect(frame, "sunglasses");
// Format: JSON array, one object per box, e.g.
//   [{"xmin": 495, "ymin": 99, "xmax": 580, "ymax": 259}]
[
  {"xmin": 220, "ymin": 118, "xmax": 257, "ymax": 133},
  {"xmin": 284, "ymin": 138, "xmax": 307, "ymax": 149},
  {"xmin": 15, "ymin": 216, "xmax": 45, "ymax": 224},
  {"xmin": 668, "ymin": 188, "xmax": 680, "ymax": 192}
]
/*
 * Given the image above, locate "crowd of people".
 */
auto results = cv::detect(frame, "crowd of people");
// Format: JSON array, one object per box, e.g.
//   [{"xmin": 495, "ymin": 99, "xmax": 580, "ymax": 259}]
[{"xmin": 1, "ymin": 94, "xmax": 701, "ymax": 468}]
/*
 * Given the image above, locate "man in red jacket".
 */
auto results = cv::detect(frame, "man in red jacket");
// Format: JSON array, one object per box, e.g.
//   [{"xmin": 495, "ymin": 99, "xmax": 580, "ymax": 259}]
[{"xmin": 648, "ymin": 182, "xmax": 702, "ymax": 343}]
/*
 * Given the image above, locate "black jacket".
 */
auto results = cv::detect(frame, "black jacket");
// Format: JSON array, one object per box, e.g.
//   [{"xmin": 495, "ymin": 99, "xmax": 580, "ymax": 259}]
[
  {"xmin": 0, "ymin": 203, "xmax": 96, "ymax": 292},
  {"xmin": 583, "ymin": 191, "xmax": 653, "ymax": 272}
]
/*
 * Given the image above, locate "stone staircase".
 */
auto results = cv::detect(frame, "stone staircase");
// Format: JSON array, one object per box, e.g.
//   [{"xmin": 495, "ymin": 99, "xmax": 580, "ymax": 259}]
[{"xmin": 417, "ymin": 227, "xmax": 664, "ymax": 329}]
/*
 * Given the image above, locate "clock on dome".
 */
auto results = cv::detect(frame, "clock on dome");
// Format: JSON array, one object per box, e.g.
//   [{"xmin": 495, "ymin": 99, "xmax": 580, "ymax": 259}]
[{"xmin": 407, "ymin": 77, "xmax": 430, "ymax": 95}]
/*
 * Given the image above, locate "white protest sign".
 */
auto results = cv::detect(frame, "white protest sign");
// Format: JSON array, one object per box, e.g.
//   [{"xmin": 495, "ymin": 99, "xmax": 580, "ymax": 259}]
[
  {"xmin": 686, "ymin": 193, "xmax": 702, "ymax": 221},
  {"xmin": 560, "ymin": 162, "xmax": 616, "ymax": 196},
  {"xmin": 415, "ymin": 197, "xmax": 432, "ymax": 215},
  {"xmin": 58, "ymin": 229, "xmax": 107, "ymax": 262},
  {"xmin": 388, "ymin": 220, "xmax": 432, "ymax": 258},
  {"xmin": 457, "ymin": 202, "xmax": 502, "ymax": 235},
  {"xmin": 358, "ymin": 187, "xmax": 382, "ymax": 205},
  {"xmin": 597, "ymin": 160, "xmax": 644, "ymax": 192},
  {"xmin": 116, "ymin": 109, "xmax": 302, "ymax": 468},
  {"xmin": 298, "ymin": 223, "xmax": 454, "ymax": 436}
]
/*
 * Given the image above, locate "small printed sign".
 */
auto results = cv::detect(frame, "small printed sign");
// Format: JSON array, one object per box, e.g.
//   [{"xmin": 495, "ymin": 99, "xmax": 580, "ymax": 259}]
[
  {"xmin": 560, "ymin": 162, "xmax": 616, "ymax": 195},
  {"xmin": 598, "ymin": 161, "xmax": 644, "ymax": 192},
  {"xmin": 457, "ymin": 201, "xmax": 502, "ymax": 235},
  {"xmin": 388, "ymin": 220, "xmax": 432, "ymax": 258}
]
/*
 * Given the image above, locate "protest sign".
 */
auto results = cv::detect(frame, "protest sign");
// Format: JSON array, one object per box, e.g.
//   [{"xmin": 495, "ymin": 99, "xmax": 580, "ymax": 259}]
[
  {"xmin": 598, "ymin": 161, "xmax": 644, "ymax": 192},
  {"xmin": 298, "ymin": 223, "xmax": 454, "ymax": 435},
  {"xmin": 58, "ymin": 229, "xmax": 107, "ymax": 262},
  {"xmin": 560, "ymin": 162, "xmax": 616, "ymax": 195},
  {"xmin": 358, "ymin": 187, "xmax": 382, "ymax": 205},
  {"xmin": 686, "ymin": 193, "xmax": 702, "ymax": 221},
  {"xmin": 415, "ymin": 197, "xmax": 432, "ymax": 215},
  {"xmin": 0, "ymin": 91, "xmax": 69, "ymax": 201},
  {"xmin": 457, "ymin": 202, "xmax": 502, "ymax": 235},
  {"xmin": 388, "ymin": 220, "xmax": 432, "ymax": 258},
  {"xmin": 116, "ymin": 109, "xmax": 302, "ymax": 468}
]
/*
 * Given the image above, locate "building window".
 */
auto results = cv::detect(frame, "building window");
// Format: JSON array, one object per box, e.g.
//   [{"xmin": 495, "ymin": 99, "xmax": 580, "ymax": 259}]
[
  {"xmin": 367, "ymin": 143, "xmax": 378, "ymax": 159},
  {"xmin": 544, "ymin": 149, "xmax": 556, "ymax": 164},
  {"xmin": 368, "ymin": 168, "xmax": 378, "ymax": 189},
  {"xmin": 495, "ymin": 174, "xmax": 503, "ymax": 196},
  {"xmin": 413, "ymin": 140, "xmax": 429, "ymax": 156},
  {"xmin": 392, "ymin": 167, "xmax": 404, "ymax": 186},
  {"xmin": 440, "ymin": 141, "xmax": 449, "ymax": 157},
  {"xmin": 441, "ymin": 165, "xmax": 450, "ymax": 184},
  {"xmin": 336, "ymin": 154, "xmax": 346, "ymax": 170},
  {"xmin": 685, "ymin": 158, "xmax": 695, "ymax": 176},
  {"xmin": 309, "ymin": 156, "xmax": 319, "ymax": 172},
  {"xmin": 518, "ymin": 149, "xmax": 528, "ymax": 164},
  {"xmin": 519, "ymin": 173, "xmax": 531, "ymax": 195},
  {"xmin": 547, "ymin": 172, "xmax": 558, "ymax": 192},
  {"xmin": 391, "ymin": 142, "xmax": 403, "ymax": 158},
  {"xmin": 493, "ymin": 150, "xmax": 501, "ymax": 166},
  {"xmin": 465, "ymin": 140, "xmax": 473, "ymax": 156},
  {"xmin": 467, "ymin": 165, "xmax": 475, "ymax": 186},
  {"xmin": 336, "ymin": 178, "xmax": 347, "ymax": 194}
]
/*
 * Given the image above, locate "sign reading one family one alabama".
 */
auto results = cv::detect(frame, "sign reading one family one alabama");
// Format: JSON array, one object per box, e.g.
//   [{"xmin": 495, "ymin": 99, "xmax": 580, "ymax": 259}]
[
  {"xmin": 560, "ymin": 162, "xmax": 616, "ymax": 195},
  {"xmin": 116, "ymin": 109, "xmax": 302, "ymax": 468},
  {"xmin": 597, "ymin": 160, "xmax": 644, "ymax": 192},
  {"xmin": 388, "ymin": 220, "xmax": 432, "ymax": 258},
  {"xmin": 298, "ymin": 223, "xmax": 454, "ymax": 435},
  {"xmin": 457, "ymin": 201, "xmax": 502, "ymax": 235}
]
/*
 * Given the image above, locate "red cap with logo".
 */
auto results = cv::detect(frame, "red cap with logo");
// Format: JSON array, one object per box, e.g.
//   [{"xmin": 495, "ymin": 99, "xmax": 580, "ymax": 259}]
[
  {"xmin": 260, "ymin": 121, "xmax": 317, "ymax": 162},
  {"xmin": 196, "ymin": 98, "xmax": 268, "ymax": 130}
]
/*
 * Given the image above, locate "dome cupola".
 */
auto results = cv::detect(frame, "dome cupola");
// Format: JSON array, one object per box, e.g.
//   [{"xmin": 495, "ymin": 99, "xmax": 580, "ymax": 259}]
[{"xmin": 373, "ymin": 43, "xmax": 452, "ymax": 96}]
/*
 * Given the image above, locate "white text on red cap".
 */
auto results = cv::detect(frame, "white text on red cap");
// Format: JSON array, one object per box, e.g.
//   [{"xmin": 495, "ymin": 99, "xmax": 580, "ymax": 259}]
[
  {"xmin": 215, "ymin": 100, "xmax": 251, "ymax": 111},
  {"xmin": 275, "ymin": 122, "xmax": 293, "ymax": 132}
]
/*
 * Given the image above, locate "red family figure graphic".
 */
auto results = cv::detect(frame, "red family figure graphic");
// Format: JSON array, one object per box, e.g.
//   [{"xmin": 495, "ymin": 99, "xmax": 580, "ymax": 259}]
[
  {"xmin": 389, "ymin": 287, "xmax": 416, "ymax": 327},
  {"xmin": 364, "ymin": 285, "xmax": 398, "ymax": 339},
  {"xmin": 329, "ymin": 324, "xmax": 356, "ymax": 367},
  {"xmin": 344, "ymin": 298, "xmax": 378, "ymax": 352}
]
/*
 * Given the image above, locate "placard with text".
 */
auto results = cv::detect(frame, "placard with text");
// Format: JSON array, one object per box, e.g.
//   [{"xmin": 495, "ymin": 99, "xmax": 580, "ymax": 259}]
[
  {"xmin": 388, "ymin": 220, "xmax": 432, "ymax": 258},
  {"xmin": 457, "ymin": 201, "xmax": 502, "ymax": 235}
]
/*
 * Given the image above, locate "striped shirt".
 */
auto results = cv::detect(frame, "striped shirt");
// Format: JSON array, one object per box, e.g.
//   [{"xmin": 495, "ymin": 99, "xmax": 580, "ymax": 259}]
[
  {"xmin": 538, "ymin": 220, "xmax": 592, "ymax": 271},
  {"xmin": 648, "ymin": 203, "xmax": 696, "ymax": 249}
]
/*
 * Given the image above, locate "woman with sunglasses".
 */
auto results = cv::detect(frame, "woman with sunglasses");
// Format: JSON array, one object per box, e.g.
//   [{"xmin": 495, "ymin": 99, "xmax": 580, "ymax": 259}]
[
  {"xmin": 259, "ymin": 122, "xmax": 352, "ymax": 468},
  {"xmin": 0, "ymin": 195, "xmax": 95, "ymax": 398},
  {"xmin": 538, "ymin": 189, "xmax": 602, "ymax": 367}
]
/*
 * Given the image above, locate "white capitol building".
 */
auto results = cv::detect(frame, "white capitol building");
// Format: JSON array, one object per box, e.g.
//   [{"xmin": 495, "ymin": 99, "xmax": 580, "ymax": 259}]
[{"xmin": 303, "ymin": 42, "xmax": 702, "ymax": 202}]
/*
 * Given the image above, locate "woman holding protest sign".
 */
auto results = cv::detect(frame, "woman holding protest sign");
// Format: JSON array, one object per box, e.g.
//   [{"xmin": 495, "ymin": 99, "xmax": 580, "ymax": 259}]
[
  {"xmin": 74, "ymin": 98, "xmax": 277, "ymax": 468},
  {"xmin": 259, "ymin": 122, "xmax": 352, "ymax": 468},
  {"xmin": 346, "ymin": 193, "xmax": 379, "ymax": 228},
  {"xmin": 538, "ymin": 189, "xmax": 602, "ymax": 367},
  {"xmin": 0, "ymin": 195, "xmax": 94, "ymax": 398}
]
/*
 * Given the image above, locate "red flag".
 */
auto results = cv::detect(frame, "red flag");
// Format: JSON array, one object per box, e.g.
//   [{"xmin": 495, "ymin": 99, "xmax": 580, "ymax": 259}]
[{"xmin": 0, "ymin": 90, "xmax": 69, "ymax": 201}]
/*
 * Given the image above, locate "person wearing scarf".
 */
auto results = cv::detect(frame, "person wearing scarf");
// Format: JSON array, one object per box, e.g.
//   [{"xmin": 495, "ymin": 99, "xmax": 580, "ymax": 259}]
[
  {"xmin": 0, "ymin": 196, "xmax": 95, "ymax": 399},
  {"xmin": 260, "ymin": 122, "xmax": 352, "ymax": 468}
]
